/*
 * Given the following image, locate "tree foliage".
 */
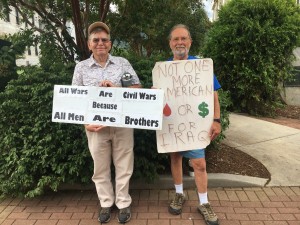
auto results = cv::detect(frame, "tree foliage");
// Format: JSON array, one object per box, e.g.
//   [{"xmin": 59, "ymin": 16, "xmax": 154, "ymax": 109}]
[
  {"xmin": 110, "ymin": 0, "xmax": 210, "ymax": 57},
  {"xmin": 0, "ymin": 31, "xmax": 34, "ymax": 91},
  {"xmin": 0, "ymin": 0, "xmax": 115, "ymax": 61},
  {"xmin": 202, "ymin": 0, "xmax": 300, "ymax": 115},
  {"xmin": 0, "ymin": 0, "xmax": 210, "ymax": 61},
  {"xmin": 0, "ymin": 40, "xmax": 16, "ymax": 91}
]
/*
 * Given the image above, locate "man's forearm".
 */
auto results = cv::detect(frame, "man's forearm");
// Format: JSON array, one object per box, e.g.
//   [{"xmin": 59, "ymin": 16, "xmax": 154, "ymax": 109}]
[{"xmin": 213, "ymin": 91, "xmax": 221, "ymax": 119}]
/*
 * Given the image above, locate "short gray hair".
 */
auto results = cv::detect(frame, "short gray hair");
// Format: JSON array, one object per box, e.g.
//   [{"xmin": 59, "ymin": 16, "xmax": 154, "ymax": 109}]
[
  {"xmin": 168, "ymin": 24, "xmax": 191, "ymax": 40},
  {"xmin": 88, "ymin": 27, "xmax": 111, "ymax": 40}
]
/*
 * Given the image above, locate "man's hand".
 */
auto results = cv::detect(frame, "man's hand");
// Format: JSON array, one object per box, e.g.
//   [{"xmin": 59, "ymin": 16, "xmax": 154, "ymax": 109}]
[
  {"xmin": 100, "ymin": 80, "xmax": 114, "ymax": 87},
  {"xmin": 209, "ymin": 121, "xmax": 221, "ymax": 141},
  {"xmin": 84, "ymin": 124, "xmax": 106, "ymax": 132}
]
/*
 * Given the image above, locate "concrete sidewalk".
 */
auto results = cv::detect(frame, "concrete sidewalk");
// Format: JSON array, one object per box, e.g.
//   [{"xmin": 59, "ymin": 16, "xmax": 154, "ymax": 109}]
[{"xmin": 222, "ymin": 113, "xmax": 300, "ymax": 187}]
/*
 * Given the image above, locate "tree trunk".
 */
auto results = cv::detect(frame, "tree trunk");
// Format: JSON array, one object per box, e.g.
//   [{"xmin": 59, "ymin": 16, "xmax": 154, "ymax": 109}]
[{"xmin": 70, "ymin": 0, "xmax": 89, "ymax": 60}]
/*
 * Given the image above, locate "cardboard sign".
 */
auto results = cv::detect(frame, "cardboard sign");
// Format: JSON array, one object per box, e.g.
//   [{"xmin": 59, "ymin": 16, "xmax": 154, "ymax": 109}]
[
  {"xmin": 152, "ymin": 59, "xmax": 214, "ymax": 153},
  {"xmin": 52, "ymin": 85, "xmax": 164, "ymax": 130}
]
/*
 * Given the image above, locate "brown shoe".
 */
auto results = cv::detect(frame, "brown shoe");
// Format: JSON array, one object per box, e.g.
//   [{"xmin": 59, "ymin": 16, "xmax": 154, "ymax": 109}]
[
  {"xmin": 197, "ymin": 203, "xmax": 219, "ymax": 225},
  {"xmin": 98, "ymin": 207, "xmax": 111, "ymax": 223},
  {"xmin": 117, "ymin": 206, "xmax": 131, "ymax": 223},
  {"xmin": 168, "ymin": 193, "xmax": 185, "ymax": 215}
]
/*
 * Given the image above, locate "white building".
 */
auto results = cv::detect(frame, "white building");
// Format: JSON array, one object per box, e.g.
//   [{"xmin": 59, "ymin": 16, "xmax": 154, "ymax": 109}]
[
  {"xmin": 0, "ymin": 7, "xmax": 40, "ymax": 66},
  {"xmin": 212, "ymin": 0, "xmax": 229, "ymax": 22}
]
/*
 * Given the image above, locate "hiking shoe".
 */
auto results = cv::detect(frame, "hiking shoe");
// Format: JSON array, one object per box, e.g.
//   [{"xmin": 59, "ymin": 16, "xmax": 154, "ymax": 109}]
[
  {"xmin": 197, "ymin": 203, "xmax": 219, "ymax": 225},
  {"xmin": 168, "ymin": 193, "xmax": 185, "ymax": 215},
  {"xmin": 98, "ymin": 207, "xmax": 111, "ymax": 223},
  {"xmin": 117, "ymin": 206, "xmax": 131, "ymax": 223}
]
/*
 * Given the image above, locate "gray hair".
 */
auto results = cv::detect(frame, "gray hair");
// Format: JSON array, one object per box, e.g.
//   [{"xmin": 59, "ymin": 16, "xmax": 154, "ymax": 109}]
[
  {"xmin": 88, "ymin": 27, "xmax": 111, "ymax": 40},
  {"xmin": 168, "ymin": 24, "xmax": 192, "ymax": 40}
]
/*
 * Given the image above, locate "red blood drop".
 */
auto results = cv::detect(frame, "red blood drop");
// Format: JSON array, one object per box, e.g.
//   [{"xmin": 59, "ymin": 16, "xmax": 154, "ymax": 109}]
[{"xmin": 163, "ymin": 103, "xmax": 172, "ymax": 116}]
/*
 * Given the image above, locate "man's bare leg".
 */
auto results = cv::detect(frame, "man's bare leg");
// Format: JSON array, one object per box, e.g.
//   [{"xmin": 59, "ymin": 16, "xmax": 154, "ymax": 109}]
[{"xmin": 168, "ymin": 152, "xmax": 185, "ymax": 215}]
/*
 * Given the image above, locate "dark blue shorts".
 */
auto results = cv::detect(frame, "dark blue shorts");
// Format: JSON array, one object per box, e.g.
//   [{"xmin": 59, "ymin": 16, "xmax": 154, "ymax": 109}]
[{"xmin": 179, "ymin": 149, "xmax": 205, "ymax": 159}]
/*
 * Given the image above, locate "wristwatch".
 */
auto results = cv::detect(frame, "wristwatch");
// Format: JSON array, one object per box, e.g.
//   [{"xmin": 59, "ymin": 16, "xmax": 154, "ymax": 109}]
[{"xmin": 213, "ymin": 118, "xmax": 221, "ymax": 124}]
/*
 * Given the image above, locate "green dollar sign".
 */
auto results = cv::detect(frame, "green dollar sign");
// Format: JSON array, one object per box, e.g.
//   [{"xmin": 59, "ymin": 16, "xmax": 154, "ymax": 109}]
[{"xmin": 198, "ymin": 102, "xmax": 209, "ymax": 118}]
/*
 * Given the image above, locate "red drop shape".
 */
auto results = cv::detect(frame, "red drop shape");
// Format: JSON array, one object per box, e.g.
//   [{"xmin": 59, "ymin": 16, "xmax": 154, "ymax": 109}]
[{"xmin": 163, "ymin": 103, "xmax": 172, "ymax": 117}]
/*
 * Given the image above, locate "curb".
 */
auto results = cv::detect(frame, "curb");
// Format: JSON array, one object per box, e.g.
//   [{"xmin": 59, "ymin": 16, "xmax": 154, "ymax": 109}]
[
  {"xmin": 130, "ymin": 174, "xmax": 268, "ymax": 189},
  {"xmin": 58, "ymin": 173, "xmax": 269, "ymax": 191},
  {"xmin": 207, "ymin": 173, "xmax": 269, "ymax": 188}
]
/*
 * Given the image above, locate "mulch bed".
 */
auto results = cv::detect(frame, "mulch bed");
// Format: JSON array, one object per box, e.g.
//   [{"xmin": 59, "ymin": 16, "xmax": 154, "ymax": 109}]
[{"xmin": 206, "ymin": 144, "xmax": 271, "ymax": 179}]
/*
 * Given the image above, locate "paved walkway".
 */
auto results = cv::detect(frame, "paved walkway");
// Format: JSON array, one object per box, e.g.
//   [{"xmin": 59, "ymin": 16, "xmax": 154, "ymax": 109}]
[
  {"xmin": 1, "ymin": 188, "xmax": 300, "ymax": 225},
  {"xmin": 1, "ymin": 114, "xmax": 300, "ymax": 224}
]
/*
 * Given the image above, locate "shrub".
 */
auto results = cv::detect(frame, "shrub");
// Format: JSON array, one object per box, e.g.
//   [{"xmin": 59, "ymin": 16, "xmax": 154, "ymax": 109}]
[
  {"xmin": 0, "ymin": 65, "xmax": 93, "ymax": 197},
  {"xmin": 202, "ymin": 0, "xmax": 300, "ymax": 116}
]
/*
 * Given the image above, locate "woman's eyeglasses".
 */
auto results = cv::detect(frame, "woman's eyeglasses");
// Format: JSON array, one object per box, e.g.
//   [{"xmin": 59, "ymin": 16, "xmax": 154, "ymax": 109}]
[{"xmin": 92, "ymin": 38, "xmax": 110, "ymax": 44}]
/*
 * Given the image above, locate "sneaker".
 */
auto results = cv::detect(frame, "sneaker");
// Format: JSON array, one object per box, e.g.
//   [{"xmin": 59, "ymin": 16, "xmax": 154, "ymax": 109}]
[
  {"xmin": 197, "ymin": 203, "xmax": 219, "ymax": 225},
  {"xmin": 98, "ymin": 207, "xmax": 111, "ymax": 223},
  {"xmin": 168, "ymin": 193, "xmax": 185, "ymax": 215},
  {"xmin": 117, "ymin": 206, "xmax": 131, "ymax": 223}
]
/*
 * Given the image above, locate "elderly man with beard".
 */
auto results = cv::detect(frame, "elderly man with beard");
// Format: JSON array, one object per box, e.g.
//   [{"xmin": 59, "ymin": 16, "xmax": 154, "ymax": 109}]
[{"xmin": 167, "ymin": 24, "xmax": 221, "ymax": 225}]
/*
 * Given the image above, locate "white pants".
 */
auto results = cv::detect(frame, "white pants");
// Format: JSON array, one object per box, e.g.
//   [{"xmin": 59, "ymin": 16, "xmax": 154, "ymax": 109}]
[{"xmin": 86, "ymin": 127, "xmax": 134, "ymax": 209}]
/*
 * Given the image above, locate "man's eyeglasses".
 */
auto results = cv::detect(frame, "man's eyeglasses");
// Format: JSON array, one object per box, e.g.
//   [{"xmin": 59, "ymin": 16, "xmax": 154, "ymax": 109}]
[
  {"xmin": 92, "ymin": 38, "xmax": 110, "ymax": 44},
  {"xmin": 171, "ymin": 37, "xmax": 190, "ymax": 43}
]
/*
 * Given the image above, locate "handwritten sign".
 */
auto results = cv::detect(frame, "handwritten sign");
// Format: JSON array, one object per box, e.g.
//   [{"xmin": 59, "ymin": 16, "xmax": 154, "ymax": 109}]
[
  {"xmin": 52, "ymin": 85, "xmax": 164, "ymax": 130},
  {"xmin": 152, "ymin": 59, "xmax": 214, "ymax": 153}
]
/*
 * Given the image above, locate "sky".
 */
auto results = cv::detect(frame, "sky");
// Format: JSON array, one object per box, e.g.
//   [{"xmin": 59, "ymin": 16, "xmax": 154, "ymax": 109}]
[{"xmin": 203, "ymin": 0, "xmax": 213, "ymax": 21}]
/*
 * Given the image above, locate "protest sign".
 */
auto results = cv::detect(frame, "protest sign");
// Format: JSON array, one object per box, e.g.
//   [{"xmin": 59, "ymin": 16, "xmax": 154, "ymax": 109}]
[
  {"xmin": 52, "ymin": 85, "xmax": 164, "ymax": 130},
  {"xmin": 152, "ymin": 59, "xmax": 214, "ymax": 153}
]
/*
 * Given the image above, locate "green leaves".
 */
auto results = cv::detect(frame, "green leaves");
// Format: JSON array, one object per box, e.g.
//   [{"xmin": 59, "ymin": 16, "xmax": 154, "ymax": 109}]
[
  {"xmin": 0, "ymin": 65, "xmax": 92, "ymax": 197},
  {"xmin": 203, "ymin": 0, "xmax": 300, "ymax": 116}
]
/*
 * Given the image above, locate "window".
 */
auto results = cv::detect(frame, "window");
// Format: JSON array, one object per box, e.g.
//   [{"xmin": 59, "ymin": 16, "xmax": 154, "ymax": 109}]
[
  {"xmin": 15, "ymin": 8, "xmax": 19, "ymax": 25},
  {"xmin": 284, "ymin": 67, "xmax": 300, "ymax": 87},
  {"xmin": 5, "ymin": 11, "xmax": 10, "ymax": 22},
  {"xmin": 35, "ymin": 44, "xmax": 38, "ymax": 56},
  {"xmin": 28, "ymin": 46, "xmax": 31, "ymax": 55}
]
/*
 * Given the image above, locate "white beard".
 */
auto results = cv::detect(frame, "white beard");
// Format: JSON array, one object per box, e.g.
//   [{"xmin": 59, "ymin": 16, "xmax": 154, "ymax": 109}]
[{"xmin": 172, "ymin": 46, "xmax": 189, "ymax": 59}]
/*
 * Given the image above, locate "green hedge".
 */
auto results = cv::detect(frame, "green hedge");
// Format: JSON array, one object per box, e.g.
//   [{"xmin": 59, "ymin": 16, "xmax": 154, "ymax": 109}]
[
  {"xmin": 0, "ymin": 65, "xmax": 92, "ymax": 197},
  {"xmin": 203, "ymin": 0, "xmax": 300, "ymax": 116}
]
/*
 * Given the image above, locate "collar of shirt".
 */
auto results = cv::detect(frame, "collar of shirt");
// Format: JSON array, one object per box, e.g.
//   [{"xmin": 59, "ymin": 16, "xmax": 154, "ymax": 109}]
[
  {"xmin": 88, "ymin": 54, "xmax": 118, "ymax": 68},
  {"xmin": 167, "ymin": 55, "xmax": 198, "ymax": 61}
]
